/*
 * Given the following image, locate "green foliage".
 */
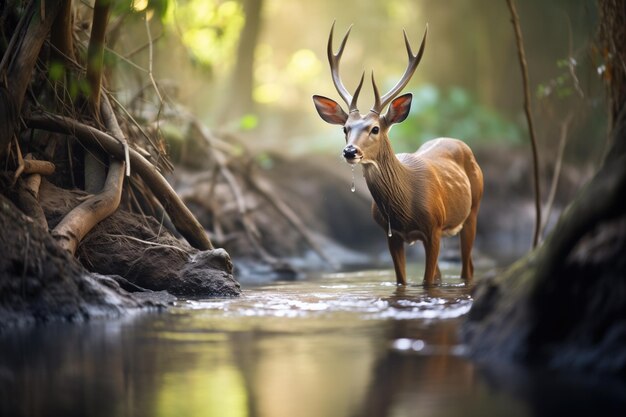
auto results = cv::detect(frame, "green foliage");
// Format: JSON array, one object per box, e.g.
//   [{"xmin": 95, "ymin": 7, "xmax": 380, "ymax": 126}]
[
  {"xmin": 238, "ymin": 114, "xmax": 259, "ymax": 131},
  {"xmin": 536, "ymin": 57, "xmax": 581, "ymax": 100},
  {"xmin": 392, "ymin": 85, "xmax": 522, "ymax": 152},
  {"xmin": 162, "ymin": 0, "xmax": 244, "ymax": 74}
]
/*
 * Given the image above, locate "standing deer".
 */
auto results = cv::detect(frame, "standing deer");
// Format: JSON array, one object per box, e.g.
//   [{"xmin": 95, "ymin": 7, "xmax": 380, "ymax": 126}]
[{"xmin": 312, "ymin": 23, "xmax": 483, "ymax": 286}]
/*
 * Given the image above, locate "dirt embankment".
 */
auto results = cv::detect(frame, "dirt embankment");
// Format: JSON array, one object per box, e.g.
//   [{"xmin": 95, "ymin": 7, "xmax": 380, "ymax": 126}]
[{"xmin": 0, "ymin": 176, "xmax": 241, "ymax": 331}]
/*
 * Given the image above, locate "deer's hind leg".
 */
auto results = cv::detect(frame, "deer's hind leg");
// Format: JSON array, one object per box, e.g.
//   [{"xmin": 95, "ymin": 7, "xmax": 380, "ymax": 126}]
[{"xmin": 460, "ymin": 207, "xmax": 478, "ymax": 280}]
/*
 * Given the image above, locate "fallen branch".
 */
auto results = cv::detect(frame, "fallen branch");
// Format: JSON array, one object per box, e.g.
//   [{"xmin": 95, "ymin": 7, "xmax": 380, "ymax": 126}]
[
  {"xmin": 187, "ymin": 115, "xmax": 335, "ymax": 267},
  {"xmin": 25, "ymin": 112, "xmax": 214, "ymax": 251},
  {"xmin": 506, "ymin": 0, "xmax": 542, "ymax": 249},
  {"xmin": 246, "ymin": 173, "xmax": 337, "ymax": 268}
]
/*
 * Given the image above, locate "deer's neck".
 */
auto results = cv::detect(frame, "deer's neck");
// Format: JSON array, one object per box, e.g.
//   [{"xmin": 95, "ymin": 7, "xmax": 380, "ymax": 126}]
[{"xmin": 362, "ymin": 139, "xmax": 422, "ymax": 227}]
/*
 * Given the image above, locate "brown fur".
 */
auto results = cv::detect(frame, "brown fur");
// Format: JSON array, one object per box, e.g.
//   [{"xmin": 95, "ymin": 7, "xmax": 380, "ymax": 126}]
[{"xmin": 362, "ymin": 134, "xmax": 483, "ymax": 285}]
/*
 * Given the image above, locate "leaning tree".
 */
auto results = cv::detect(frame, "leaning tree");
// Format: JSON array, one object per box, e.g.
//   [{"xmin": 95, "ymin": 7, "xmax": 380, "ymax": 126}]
[{"xmin": 463, "ymin": 0, "xmax": 626, "ymax": 376}]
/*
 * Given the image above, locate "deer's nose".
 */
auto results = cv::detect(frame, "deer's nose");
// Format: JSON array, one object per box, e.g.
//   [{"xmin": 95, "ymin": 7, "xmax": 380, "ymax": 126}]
[{"xmin": 343, "ymin": 145, "xmax": 359, "ymax": 159}]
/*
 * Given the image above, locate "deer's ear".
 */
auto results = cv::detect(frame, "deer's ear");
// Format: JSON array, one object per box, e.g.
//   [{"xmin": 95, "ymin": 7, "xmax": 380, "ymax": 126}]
[
  {"xmin": 384, "ymin": 93, "xmax": 412, "ymax": 125},
  {"xmin": 313, "ymin": 95, "xmax": 349, "ymax": 125}
]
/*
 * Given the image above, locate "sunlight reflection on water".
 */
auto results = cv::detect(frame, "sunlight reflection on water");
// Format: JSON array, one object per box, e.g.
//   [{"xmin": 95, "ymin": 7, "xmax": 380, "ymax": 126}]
[{"xmin": 180, "ymin": 269, "xmax": 473, "ymax": 321}]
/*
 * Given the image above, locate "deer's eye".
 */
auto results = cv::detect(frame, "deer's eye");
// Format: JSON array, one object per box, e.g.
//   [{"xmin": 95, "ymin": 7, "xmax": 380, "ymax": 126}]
[
  {"xmin": 371, "ymin": 126, "xmax": 380, "ymax": 135},
  {"xmin": 342, "ymin": 126, "xmax": 347, "ymax": 134}
]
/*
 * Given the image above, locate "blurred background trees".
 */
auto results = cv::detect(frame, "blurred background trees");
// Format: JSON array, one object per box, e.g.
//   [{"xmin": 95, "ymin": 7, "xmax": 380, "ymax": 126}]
[
  {"xmin": 0, "ymin": 0, "xmax": 611, "ymax": 269},
  {"xmin": 144, "ymin": 0, "xmax": 603, "ymax": 160}
]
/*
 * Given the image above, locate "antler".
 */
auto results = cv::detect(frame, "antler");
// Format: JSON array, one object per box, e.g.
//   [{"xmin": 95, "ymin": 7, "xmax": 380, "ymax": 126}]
[
  {"xmin": 372, "ymin": 25, "xmax": 428, "ymax": 114},
  {"xmin": 327, "ymin": 22, "xmax": 363, "ymax": 112}
]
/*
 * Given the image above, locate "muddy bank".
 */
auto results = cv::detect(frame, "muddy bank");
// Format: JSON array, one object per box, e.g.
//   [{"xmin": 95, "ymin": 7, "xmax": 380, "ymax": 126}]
[
  {"xmin": 39, "ymin": 180, "xmax": 240, "ymax": 297},
  {"xmin": 0, "ymin": 176, "xmax": 240, "ymax": 331},
  {"xmin": 0, "ymin": 194, "xmax": 156, "ymax": 331}
]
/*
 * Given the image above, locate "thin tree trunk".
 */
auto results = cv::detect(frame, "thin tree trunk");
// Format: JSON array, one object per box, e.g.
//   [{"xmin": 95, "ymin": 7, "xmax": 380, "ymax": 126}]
[
  {"xmin": 84, "ymin": 0, "xmax": 111, "ymax": 193},
  {"xmin": 0, "ymin": 1, "xmax": 62, "ymax": 158},
  {"xmin": 86, "ymin": 0, "xmax": 111, "ymax": 117},
  {"xmin": 50, "ymin": 0, "xmax": 75, "ymax": 64},
  {"xmin": 506, "ymin": 0, "xmax": 542, "ymax": 249},
  {"xmin": 222, "ymin": 0, "xmax": 263, "ymax": 121}
]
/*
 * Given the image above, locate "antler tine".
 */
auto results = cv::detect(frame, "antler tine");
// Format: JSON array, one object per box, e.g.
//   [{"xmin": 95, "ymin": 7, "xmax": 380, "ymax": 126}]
[
  {"xmin": 327, "ymin": 21, "xmax": 355, "ymax": 108},
  {"xmin": 371, "ymin": 71, "xmax": 381, "ymax": 114},
  {"xmin": 373, "ymin": 24, "xmax": 428, "ymax": 113},
  {"xmin": 350, "ymin": 72, "xmax": 365, "ymax": 112}
]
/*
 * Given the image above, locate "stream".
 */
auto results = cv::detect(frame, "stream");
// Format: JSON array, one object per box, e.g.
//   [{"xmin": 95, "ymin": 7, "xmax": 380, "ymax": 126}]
[{"xmin": 1, "ymin": 263, "xmax": 625, "ymax": 417}]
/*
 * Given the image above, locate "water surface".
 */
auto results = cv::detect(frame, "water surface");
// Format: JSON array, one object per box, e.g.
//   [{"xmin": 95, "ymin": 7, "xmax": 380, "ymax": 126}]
[{"xmin": 1, "ymin": 265, "xmax": 624, "ymax": 417}]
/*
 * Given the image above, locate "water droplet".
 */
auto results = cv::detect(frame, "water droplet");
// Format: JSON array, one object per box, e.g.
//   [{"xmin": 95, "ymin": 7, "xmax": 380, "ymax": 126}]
[
  {"xmin": 350, "ymin": 165, "xmax": 356, "ymax": 192},
  {"xmin": 388, "ymin": 219, "xmax": 392, "ymax": 237}
]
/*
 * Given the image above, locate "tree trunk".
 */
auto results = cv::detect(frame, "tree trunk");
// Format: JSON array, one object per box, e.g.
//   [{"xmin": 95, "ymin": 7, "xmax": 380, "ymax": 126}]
[
  {"xmin": 222, "ymin": 0, "xmax": 264, "ymax": 122},
  {"xmin": 462, "ymin": 0, "xmax": 626, "ymax": 376},
  {"xmin": 50, "ymin": 0, "xmax": 75, "ymax": 65},
  {"xmin": 0, "ymin": 1, "xmax": 62, "ymax": 159}
]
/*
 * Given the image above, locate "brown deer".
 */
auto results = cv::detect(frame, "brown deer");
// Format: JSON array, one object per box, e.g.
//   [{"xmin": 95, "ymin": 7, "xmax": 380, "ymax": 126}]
[{"xmin": 312, "ymin": 23, "xmax": 483, "ymax": 286}]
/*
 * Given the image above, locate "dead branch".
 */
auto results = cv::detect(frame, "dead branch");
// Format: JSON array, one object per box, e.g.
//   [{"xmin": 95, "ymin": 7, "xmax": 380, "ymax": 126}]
[
  {"xmin": 21, "ymin": 158, "xmax": 56, "ymax": 176},
  {"xmin": 189, "ymin": 119, "xmax": 270, "ymax": 260},
  {"xmin": 506, "ymin": 0, "xmax": 542, "ymax": 249},
  {"xmin": 185, "ymin": 115, "xmax": 335, "ymax": 267},
  {"xmin": 246, "ymin": 173, "xmax": 337, "ymax": 268},
  {"xmin": 25, "ymin": 113, "xmax": 214, "ymax": 251},
  {"xmin": 12, "ymin": 143, "xmax": 56, "ymax": 184}
]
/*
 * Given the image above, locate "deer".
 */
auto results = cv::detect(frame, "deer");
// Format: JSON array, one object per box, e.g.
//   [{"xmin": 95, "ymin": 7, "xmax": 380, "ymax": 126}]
[{"xmin": 312, "ymin": 23, "xmax": 483, "ymax": 286}]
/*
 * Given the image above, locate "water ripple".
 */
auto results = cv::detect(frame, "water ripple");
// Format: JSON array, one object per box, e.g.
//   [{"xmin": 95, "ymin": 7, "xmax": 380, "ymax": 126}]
[{"xmin": 181, "ymin": 281, "xmax": 473, "ymax": 321}]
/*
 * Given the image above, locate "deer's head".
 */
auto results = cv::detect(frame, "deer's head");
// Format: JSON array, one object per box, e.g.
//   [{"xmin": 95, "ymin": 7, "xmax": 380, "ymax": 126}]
[{"xmin": 313, "ymin": 23, "xmax": 427, "ymax": 165}]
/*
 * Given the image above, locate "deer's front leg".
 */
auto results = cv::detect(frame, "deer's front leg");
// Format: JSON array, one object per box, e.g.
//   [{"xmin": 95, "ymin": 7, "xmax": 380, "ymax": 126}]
[
  {"xmin": 387, "ymin": 234, "xmax": 406, "ymax": 285},
  {"xmin": 423, "ymin": 231, "xmax": 441, "ymax": 286}
]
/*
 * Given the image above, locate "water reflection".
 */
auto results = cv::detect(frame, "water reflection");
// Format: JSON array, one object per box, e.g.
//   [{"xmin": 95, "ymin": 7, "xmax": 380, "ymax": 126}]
[{"xmin": 1, "ymin": 267, "xmax": 625, "ymax": 417}]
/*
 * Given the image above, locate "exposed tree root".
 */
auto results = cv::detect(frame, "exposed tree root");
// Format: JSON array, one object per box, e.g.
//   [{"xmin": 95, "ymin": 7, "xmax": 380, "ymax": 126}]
[
  {"xmin": 52, "ymin": 159, "xmax": 125, "ymax": 255},
  {"xmin": 25, "ymin": 112, "xmax": 214, "ymax": 251}
]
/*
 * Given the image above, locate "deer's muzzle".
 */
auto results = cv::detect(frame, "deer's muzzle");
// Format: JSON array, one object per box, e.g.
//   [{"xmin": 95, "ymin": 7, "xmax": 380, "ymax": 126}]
[{"xmin": 342, "ymin": 145, "xmax": 362, "ymax": 163}]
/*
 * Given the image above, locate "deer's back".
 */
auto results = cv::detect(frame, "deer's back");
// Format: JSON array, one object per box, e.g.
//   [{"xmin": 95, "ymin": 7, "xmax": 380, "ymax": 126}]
[{"xmin": 398, "ymin": 138, "xmax": 482, "ymax": 234}]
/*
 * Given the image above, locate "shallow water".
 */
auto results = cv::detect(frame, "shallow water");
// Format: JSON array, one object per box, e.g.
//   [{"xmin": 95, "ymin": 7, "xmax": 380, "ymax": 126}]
[{"xmin": 1, "ymin": 264, "xmax": 625, "ymax": 417}]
